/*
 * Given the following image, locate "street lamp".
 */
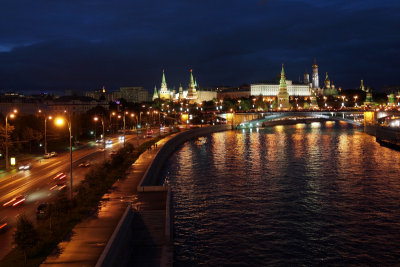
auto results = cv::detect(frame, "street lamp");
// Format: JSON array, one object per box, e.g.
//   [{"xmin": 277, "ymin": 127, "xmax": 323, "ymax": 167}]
[
  {"xmin": 39, "ymin": 109, "xmax": 53, "ymax": 155},
  {"xmin": 110, "ymin": 112, "xmax": 116, "ymax": 134},
  {"xmin": 139, "ymin": 111, "xmax": 143, "ymax": 128},
  {"xmin": 130, "ymin": 113, "xmax": 139, "ymax": 147},
  {"xmin": 55, "ymin": 116, "xmax": 73, "ymax": 199},
  {"xmin": 341, "ymin": 96, "xmax": 346, "ymax": 108},
  {"xmin": 44, "ymin": 115, "xmax": 52, "ymax": 154},
  {"xmin": 354, "ymin": 95, "xmax": 358, "ymax": 107},
  {"xmin": 123, "ymin": 112, "xmax": 128, "ymax": 147},
  {"xmin": 94, "ymin": 116, "xmax": 106, "ymax": 160},
  {"xmin": 5, "ymin": 109, "xmax": 17, "ymax": 170}
]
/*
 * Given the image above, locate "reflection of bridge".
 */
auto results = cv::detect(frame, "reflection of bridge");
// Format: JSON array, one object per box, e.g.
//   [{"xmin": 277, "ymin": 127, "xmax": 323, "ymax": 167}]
[{"xmin": 219, "ymin": 111, "xmax": 399, "ymax": 128}]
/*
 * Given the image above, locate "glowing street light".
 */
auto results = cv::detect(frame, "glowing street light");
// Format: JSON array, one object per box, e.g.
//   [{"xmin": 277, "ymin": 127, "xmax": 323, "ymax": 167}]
[
  {"xmin": 354, "ymin": 95, "xmax": 358, "ymax": 107},
  {"xmin": 341, "ymin": 95, "xmax": 346, "ymax": 108},
  {"xmin": 39, "ymin": 110, "xmax": 53, "ymax": 155},
  {"xmin": 94, "ymin": 116, "xmax": 106, "ymax": 160},
  {"xmin": 55, "ymin": 116, "xmax": 73, "ymax": 199},
  {"xmin": 5, "ymin": 109, "xmax": 17, "ymax": 169}
]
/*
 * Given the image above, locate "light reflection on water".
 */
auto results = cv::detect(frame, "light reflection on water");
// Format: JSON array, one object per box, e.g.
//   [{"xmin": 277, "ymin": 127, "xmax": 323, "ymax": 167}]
[{"xmin": 161, "ymin": 123, "xmax": 400, "ymax": 266}]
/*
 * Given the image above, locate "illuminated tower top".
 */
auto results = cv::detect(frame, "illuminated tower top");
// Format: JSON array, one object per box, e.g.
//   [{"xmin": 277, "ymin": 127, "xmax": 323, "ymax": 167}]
[
  {"xmin": 278, "ymin": 64, "xmax": 290, "ymax": 109},
  {"xmin": 324, "ymin": 72, "xmax": 331, "ymax": 88},
  {"xmin": 312, "ymin": 58, "xmax": 319, "ymax": 89},
  {"xmin": 304, "ymin": 69, "xmax": 310, "ymax": 85},
  {"xmin": 159, "ymin": 69, "xmax": 170, "ymax": 100},
  {"xmin": 279, "ymin": 64, "xmax": 287, "ymax": 87},
  {"xmin": 187, "ymin": 69, "xmax": 197, "ymax": 100},
  {"xmin": 152, "ymin": 86, "xmax": 158, "ymax": 100},
  {"xmin": 179, "ymin": 83, "xmax": 184, "ymax": 99},
  {"xmin": 161, "ymin": 69, "xmax": 167, "ymax": 88},
  {"xmin": 360, "ymin": 79, "xmax": 365, "ymax": 91}
]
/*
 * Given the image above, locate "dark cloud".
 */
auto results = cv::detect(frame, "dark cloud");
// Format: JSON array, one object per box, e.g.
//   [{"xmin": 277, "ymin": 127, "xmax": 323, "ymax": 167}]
[{"xmin": 0, "ymin": 0, "xmax": 399, "ymax": 94}]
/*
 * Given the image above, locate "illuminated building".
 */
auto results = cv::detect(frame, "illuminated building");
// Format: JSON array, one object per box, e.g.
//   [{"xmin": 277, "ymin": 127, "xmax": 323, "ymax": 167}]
[
  {"xmin": 323, "ymin": 72, "xmax": 338, "ymax": 96},
  {"xmin": 277, "ymin": 64, "xmax": 290, "ymax": 110},
  {"xmin": 312, "ymin": 58, "xmax": 319, "ymax": 93},
  {"xmin": 159, "ymin": 70, "xmax": 171, "ymax": 100},
  {"xmin": 251, "ymin": 65, "xmax": 311, "ymax": 97},
  {"xmin": 186, "ymin": 69, "xmax": 198, "ymax": 102},
  {"xmin": 153, "ymin": 69, "xmax": 216, "ymax": 103}
]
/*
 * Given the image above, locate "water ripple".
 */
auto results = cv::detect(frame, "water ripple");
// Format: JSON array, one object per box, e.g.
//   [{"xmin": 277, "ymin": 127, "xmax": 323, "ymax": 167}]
[{"xmin": 161, "ymin": 124, "xmax": 400, "ymax": 266}]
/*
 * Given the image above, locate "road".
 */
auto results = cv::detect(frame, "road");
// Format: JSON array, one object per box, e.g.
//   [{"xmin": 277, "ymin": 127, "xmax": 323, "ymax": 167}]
[{"xmin": 0, "ymin": 129, "xmax": 162, "ymax": 260}]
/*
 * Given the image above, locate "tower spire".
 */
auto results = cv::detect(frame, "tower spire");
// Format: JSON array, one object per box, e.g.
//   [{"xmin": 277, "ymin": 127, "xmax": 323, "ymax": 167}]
[
  {"xmin": 278, "ymin": 64, "xmax": 290, "ymax": 110},
  {"xmin": 152, "ymin": 85, "xmax": 159, "ymax": 100},
  {"xmin": 161, "ymin": 69, "xmax": 167, "ymax": 87},
  {"xmin": 190, "ymin": 69, "xmax": 194, "ymax": 85},
  {"xmin": 159, "ymin": 69, "xmax": 170, "ymax": 100},
  {"xmin": 187, "ymin": 69, "xmax": 197, "ymax": 102},
  {"xmin": 280, "ymin": 63, "xmax": 286, "ymax": 87}
]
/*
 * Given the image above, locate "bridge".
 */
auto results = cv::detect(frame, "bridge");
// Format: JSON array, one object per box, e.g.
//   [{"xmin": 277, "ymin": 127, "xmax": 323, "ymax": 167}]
[{"xmin": 218, "ymin": 111, "xmax": 399, "ymax": 128}]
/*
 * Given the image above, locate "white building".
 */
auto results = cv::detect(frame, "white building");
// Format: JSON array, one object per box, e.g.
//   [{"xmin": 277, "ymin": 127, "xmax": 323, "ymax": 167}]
[{"xmin": 251, "ymin": 80, "xmax": 310, "ymax": 97}]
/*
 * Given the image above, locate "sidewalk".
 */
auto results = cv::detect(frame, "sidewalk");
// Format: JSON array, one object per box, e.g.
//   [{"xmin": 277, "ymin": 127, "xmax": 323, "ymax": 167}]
[{"xmin": 41, "ymin": 133, "xmax": 178, "ymax": 266}]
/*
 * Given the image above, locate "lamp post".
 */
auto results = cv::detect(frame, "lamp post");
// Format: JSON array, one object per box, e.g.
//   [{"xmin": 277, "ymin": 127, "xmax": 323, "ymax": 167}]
[
  {"xmin": 123, "ymin": 112, "xmax": 128, "ymax": 147},
  {"xmin": 354, "ymin": 95, "xmax": 358, "ymax": 107},
  {"xmin": 5, "ymin": 109, "xmax": 17, "ymax": 170},
  {"xmin": 341, "ymin": 96, "xmax": 346, "ymax": 108},
  {"xmin": 130, "ymin": 113, "xmax": 139, "ymax": 147},
  {"xmin": 94, "ymin": 116, "xmax": 105, "ymax": 160},
  {"xmin": 38, "ymin": 110, "xmax": 53, "ymax": 155},
  {"xmin": 55, "ymin": 116, "xmax": 73, "ymax": 199},
  {"xmin": 44, "ymin": 115, "xmax": 52, "ymax": 154}
]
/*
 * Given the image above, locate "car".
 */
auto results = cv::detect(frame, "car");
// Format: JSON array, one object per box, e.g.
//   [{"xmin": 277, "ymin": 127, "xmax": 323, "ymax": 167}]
[
  {"xmin": 78, "ymin": 162, "xmax": 91, "ymax": 167},
  {"xmin": 53, "ymin": 172, "xmax": 66, "ymax": 181},
  {"xmin": 106, "ymin": 139, "xmax": 113, "ymax": 144},
  {"xmin": 56, "ymin": 180, "xmax": 67, "ymax": 191},
  {"xmin": 50, "ymin": 180, "xmax": 66, "ymax": 191},
  {"xmin": 36, "ymin": 203, "xmax": 49, "ymax": 219},
  {"xmin": 50, "ymin": 151, "xmax": 57, "ymax": 157},
  {"xmin": 96, "ymin": 139, "xmax": 104, "ymax": 143},
  {"xmin": 3, "ymin": 195, "xmax": 26, "ymax": 207},
  {"xmin": 44, "ymin": 153, "xmax": 52, "ymax": 159},
  {"xmin": 146, "ymin": 130, "xmax": 154, "ymax": 138},
  {"xmin": 0, "ymin": 217, "xmax": 8, "ymax": 232},
  {"xmin": 18, "ymin": 163, "xmax": 32, "ymax": 171}
]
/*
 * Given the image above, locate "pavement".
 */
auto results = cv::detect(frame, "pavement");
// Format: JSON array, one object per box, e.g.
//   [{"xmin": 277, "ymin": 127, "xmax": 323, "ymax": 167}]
[
  {"xmin": 41, "ymin": 132, "xmax": 178, "ymax": 267},
  {"xmin": 0, "ymin": 133, "xmax": 141, "ymax": 260}
]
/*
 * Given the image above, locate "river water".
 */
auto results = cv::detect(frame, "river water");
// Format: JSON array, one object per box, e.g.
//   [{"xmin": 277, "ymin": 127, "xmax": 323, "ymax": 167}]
[{"xmin": 161, "ymin": 122, "xmax": 400, "ymax": 266}]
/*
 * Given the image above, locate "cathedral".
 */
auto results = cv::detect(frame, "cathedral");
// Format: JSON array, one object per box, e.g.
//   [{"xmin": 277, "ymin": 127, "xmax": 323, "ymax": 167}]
[{"xmin": 322, "ymin": 72, "xmax": 338, "ymax": 96}]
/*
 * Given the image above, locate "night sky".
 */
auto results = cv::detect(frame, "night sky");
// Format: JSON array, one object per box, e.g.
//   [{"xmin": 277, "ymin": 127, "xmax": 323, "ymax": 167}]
[{"xmin": 0, "ymin": 0, "xmax": 399, "ymax": 94}]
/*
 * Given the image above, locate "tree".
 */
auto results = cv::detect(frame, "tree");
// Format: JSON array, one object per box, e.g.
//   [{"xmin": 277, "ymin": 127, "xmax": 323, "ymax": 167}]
[
  {"xmin": 13, "ymin": 214, "xmax": 38, "ymax": 264},
  {"xmin": 0, "ymin": 123, "xmax": 15, "ymax": 154}
]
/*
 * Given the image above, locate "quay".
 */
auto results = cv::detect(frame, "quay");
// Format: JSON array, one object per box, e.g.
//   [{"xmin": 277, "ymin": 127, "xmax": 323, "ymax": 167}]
[{"xmin": 41, "ymin": 125, "xmax": 231, "ymax": 267}]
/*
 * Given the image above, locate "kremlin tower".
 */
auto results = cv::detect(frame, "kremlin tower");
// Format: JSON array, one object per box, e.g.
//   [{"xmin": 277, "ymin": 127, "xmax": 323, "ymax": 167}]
[
  {"xmin": 277, "ymin": 64, "xmax": 290, "ymax": 110},
  {"xmin": 186, "ymin": 69, "xmax": 198, "ymax": 102},
  {"xmin": 152, "ymin": 86, "xmax": 159, "ymax": 101},
  {"xmin": 304, "ymin": 69, "xmax": 310, "ymax": 85},
  {"xmin": 178, "ymin": 84, "xmax": 184, "ymax": 100},
  {"xmin": 159, "ymin": 70, "xmax": 170, "ymax": 100},
  {"xmin": 312, "ymin": 58, "xmax": 319, "ymax": 93}
]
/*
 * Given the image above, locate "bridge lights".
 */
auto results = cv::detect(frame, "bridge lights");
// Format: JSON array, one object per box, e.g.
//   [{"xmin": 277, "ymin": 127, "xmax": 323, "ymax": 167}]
[{"xmin": 341, "ymin": 96, "xmax": 346, "ymax": 108}]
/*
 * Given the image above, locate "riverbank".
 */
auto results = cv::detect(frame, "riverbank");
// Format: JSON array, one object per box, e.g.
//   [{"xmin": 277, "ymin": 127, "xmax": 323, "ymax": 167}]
[{"xmin": 364, "ymin": 125, "xmax": 400, "ymax": 150}]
